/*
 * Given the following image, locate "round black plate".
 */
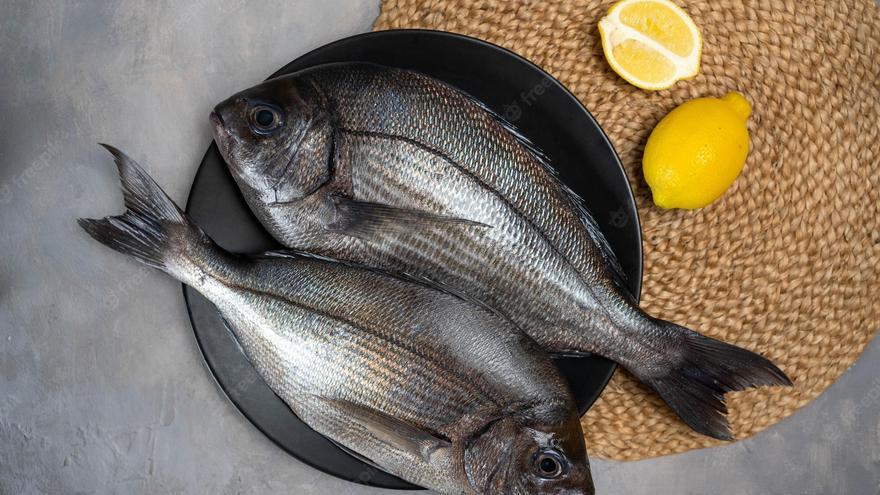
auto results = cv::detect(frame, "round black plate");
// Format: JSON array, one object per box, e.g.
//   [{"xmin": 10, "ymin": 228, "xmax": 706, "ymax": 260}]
[{"xmin": 183, "ymin": 29, "xmax": 642, "ymax": 490}]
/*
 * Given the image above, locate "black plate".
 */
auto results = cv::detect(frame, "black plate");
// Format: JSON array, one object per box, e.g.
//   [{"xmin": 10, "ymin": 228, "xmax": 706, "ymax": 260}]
[{"xmin": 183, "ymin": 29, "xmax": 642, "ymax": 490}]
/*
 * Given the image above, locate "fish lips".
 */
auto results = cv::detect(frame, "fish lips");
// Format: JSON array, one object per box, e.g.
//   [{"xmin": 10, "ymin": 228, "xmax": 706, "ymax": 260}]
[{"xmin": 209, "ymin": 111, "xmax": 233, "ymax": 159}]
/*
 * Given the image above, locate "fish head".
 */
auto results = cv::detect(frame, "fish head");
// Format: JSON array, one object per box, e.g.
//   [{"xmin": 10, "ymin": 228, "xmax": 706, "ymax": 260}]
[
  {"xmin": 210, "ymin": 74, "xmax": 333, "ymax": 204},
  {"xmin": 463, "ymin": 403, "xmax": 594, "ymax": 495}
]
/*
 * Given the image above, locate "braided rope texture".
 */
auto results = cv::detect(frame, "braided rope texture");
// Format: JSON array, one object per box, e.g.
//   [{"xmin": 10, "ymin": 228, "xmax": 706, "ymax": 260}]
[{"xmin": 374, "ymin": 0, "xmax": 880, "ymax": 460}]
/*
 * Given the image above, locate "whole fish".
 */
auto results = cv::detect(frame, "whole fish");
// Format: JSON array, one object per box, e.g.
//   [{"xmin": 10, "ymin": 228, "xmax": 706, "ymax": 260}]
[
  {"xmin": 79, "ymin": 145, "xmax": 595, "ymax": 495},
  {"xmin": 210, "ymin": 63, "xmax": 791, "ymax": 439}
]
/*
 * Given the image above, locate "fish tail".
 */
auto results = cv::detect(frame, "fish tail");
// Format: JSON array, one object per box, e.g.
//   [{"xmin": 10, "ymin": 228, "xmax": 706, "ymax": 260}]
[
  {"xmin": 77, "ymin": 144, "xmax": 208, "ymax": 279},
  {"xmin": 636, "ymin": 319, "xmax": 792, "ymax": 440}
]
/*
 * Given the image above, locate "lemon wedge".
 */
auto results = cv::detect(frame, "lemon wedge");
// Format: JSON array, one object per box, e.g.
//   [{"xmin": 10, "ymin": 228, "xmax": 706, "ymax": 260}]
[{"xmin": 598, "ymin": 0, "xmax": 702, "ymax": 90}]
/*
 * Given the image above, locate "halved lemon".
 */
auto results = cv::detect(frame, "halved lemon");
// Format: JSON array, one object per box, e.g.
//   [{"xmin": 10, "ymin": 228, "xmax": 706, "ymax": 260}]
[{"xmin": 598, "ymin": 0, "xmax": 702, "ymax": 91}]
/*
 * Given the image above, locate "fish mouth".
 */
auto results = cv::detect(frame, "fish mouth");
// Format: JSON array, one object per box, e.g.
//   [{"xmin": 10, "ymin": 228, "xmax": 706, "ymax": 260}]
[
  {"xmin": 209, "ymin": 111, "xmax": 232, "ymax": 160},
  {"xmin": 209, "ymin": 111, "xmax": 229, "ymax": 140}
]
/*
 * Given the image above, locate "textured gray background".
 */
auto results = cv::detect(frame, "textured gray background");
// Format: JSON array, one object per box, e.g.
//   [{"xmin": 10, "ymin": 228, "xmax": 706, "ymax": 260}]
[{"xmin": 1, "ymin": 1, "xmax": 878, "ymax": 494}]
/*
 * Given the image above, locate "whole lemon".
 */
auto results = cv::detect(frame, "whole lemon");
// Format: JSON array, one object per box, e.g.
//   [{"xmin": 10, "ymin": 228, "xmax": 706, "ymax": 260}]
[{"xmin": 643, "ymin": 92, "xmax": 751, "ymax": 209}]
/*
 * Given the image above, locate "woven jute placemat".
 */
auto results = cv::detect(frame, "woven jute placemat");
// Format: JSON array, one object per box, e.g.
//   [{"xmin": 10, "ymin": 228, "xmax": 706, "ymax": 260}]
[{"xmin": 374, "ymin": 0, "xmax": 880, "ymax": 460}]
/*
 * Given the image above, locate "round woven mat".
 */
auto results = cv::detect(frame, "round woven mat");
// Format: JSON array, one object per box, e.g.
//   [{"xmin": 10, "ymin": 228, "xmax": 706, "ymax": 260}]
[{"xmin": 374, "ymin": 0, "xmax": 880, "ymax": 460}]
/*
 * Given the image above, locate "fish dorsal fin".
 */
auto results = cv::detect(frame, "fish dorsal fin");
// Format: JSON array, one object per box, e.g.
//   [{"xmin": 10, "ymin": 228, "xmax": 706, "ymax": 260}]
[
  {"xmin": 325, "ymin": 195, "xmax": 490, "ymax": 241},
  {"xmin": 463, "ymin": 91, "xmax": 630, "ymax": 295},
  {"xmin": 317, "ymin": 397, "xmax": 452, "ymax": 463}
]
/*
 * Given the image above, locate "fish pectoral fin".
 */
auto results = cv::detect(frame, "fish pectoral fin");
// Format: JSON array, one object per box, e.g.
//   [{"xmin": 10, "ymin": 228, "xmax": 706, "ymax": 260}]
[
  {"xmin": 318, "ymin": 397, "xmax": 452, "ymax": 463},
  {"xmin": 325, "ymin": 195, "xmax": 490, "ymax": 241}
]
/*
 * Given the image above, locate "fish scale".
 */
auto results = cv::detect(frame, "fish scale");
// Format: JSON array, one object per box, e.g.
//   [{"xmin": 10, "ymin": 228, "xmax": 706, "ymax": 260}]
[
  {"xmin": 345, "ymin": 134, "xmax": 583, "ymax": 316},
  {"xmin": 235, "ymin": 262, "xmax": 509, "ymax": 408},
  {"xmin": 314, "ymin": 67, "xmax": 603, "ymax": 276},
  {"xmin": 212, "ymin": 62, "xmax": 791, "ymax": 441},
  {"xmin": 78, "ymin": 146, "xmax": 594, "ymax": 494},
  {"xmin": 214, "ymin": 265, "xmax": 567, "ymax": 486}
]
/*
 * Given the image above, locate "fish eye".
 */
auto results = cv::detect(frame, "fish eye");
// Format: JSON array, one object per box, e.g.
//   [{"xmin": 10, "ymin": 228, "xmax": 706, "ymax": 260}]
[
  {"xmin": 532, "ymin": 449, "xmax": 566, "ymax": 479},
  {"xmin": 248, "ymin": 104, "xmax": 283, "ymax": 134}
]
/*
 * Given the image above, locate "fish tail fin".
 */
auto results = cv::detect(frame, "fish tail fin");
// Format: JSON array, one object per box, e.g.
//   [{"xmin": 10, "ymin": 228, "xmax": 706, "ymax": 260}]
[
  {"xmin": 636, "ymin": 319, "xmax": 792, "ymax": 440},
  {"xmin": 77, "ymin": 144, "xmax": 208, "ymax": 279}
]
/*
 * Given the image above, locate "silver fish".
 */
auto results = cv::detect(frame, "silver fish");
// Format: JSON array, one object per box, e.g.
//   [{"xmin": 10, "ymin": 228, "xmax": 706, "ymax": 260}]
[
  {"xmin": 210, "ymin": 63, "xmax": 791, "ymax": 439},
  {"xmin": 78, "ymin": 145, "xmax": 595, "ymax": 495}
]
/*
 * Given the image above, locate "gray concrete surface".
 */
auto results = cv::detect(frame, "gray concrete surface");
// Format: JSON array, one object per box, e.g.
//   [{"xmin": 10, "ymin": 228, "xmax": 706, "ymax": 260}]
[{"xmin": 1, "ymin": 1, "xmax": 877, "ymax": 494}]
